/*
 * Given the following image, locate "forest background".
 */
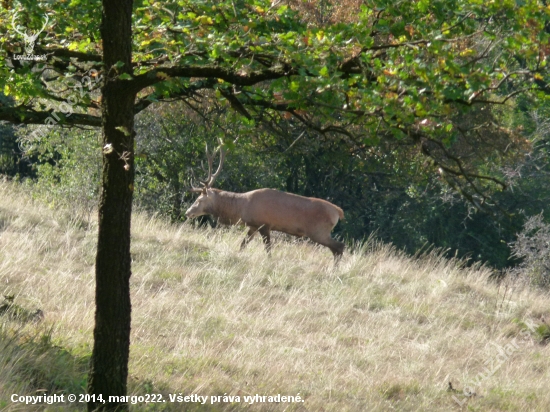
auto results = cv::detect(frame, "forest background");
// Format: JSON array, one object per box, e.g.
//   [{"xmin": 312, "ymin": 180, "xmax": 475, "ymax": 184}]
[{"xmin": 2, "ymin": 0, "xmax": 550, "ymax": 272}]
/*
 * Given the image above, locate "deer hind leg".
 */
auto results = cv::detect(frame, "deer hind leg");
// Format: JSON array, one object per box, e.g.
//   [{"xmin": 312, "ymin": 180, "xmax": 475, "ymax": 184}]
[
  {"xmin": 331, "ymin": 239, "xmax": 345, "ymax": 264},
  {"xmin": 312, "ymin": 234, "xmax": 345, "ymax": 260},
  {"xmin": 240, "ymin": 226, "xmax": 258, "ymax": 250},
  {"xmin": 258, "ymin": 225, "xmax": 272, "ymax": 254},
  {"xmin": 327, "ymin": 238, "xmax": 345, "ymax": 262}
]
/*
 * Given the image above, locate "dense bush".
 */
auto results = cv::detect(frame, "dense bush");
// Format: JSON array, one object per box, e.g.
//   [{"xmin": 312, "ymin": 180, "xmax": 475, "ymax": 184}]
[
  {"xmin": 18, "ymin": 126, "xmax": 101, "ymax": 223},
  {"xmin": 510, "ymin": 214, "xmax": 550, "ymax": 287},
  {"xmin": 0, "ymin": 94, "xmax": 34, "ymax": 178}
]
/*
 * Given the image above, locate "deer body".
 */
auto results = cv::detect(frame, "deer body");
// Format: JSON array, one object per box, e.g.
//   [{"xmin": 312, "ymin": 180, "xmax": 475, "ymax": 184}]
[{"xmin": 186, "ymin": 188, "xmax": 345, "ymax": 257}]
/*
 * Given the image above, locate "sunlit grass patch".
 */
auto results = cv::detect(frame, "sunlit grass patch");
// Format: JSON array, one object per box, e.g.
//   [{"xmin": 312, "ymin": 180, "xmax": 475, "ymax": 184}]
[{"xmin": 0, "ymin": 180, "xmax": 550, "ymax": 411}]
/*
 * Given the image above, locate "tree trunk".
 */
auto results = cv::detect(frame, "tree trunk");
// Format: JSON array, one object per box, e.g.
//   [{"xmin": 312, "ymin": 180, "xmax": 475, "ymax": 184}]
[{"xmin": 87, "ymin": 1, "xmax": 135, "ymax": 411}]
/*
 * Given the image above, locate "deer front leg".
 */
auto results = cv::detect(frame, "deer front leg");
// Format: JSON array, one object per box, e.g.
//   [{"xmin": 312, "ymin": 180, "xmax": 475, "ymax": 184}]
[
  {"xmin": 240, "ymin": 226, "xmax": 258, "ymax": 250},
  {"xmin": 258, "ymin": 225, "xmax": 272, "ymax": 254}
]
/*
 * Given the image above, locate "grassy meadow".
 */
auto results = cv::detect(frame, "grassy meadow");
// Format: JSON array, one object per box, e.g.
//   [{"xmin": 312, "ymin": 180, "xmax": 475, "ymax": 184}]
[{"xmin": 0, "ymin": 180, "xmax": 549, "ymax": 411}]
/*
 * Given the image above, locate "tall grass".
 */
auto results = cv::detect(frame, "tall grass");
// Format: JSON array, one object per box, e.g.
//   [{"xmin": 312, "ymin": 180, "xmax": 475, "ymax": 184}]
[{"xmin": 0, "ymin": 180, "xmax": 549, "ymax": 411}]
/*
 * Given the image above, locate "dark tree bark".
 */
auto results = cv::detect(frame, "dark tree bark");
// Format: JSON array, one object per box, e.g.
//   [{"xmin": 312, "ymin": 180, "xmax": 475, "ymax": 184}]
[{"xmin": 87, "ymin": 1, "xmax": 136, "ymax": 411}]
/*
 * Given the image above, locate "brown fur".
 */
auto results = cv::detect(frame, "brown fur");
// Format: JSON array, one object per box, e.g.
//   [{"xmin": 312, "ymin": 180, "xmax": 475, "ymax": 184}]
[{"xmin": 186, "ymin": 188, "xmax": 345, "ymax": 257}]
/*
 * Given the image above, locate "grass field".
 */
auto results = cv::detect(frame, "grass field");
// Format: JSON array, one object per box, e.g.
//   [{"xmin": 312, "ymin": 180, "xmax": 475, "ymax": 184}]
[{"xmin": 0, "ymin": 180, "xmax": 549, "ymax": 411}]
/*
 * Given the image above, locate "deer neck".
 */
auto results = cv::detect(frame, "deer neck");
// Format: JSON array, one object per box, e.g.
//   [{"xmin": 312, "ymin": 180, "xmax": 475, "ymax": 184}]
[{"xmin": 208, "ymin": 189, "xmax": 246, "ymax": 225}]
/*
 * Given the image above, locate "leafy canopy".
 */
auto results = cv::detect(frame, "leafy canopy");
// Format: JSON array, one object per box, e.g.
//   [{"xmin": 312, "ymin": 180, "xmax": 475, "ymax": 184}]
[{"xmin": 1, "ymin": 0, "xmax": 549, "ymax": 204}]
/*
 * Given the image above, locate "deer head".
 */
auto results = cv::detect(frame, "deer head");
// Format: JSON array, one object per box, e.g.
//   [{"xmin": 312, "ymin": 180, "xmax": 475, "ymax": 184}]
[
  {"xmin": 12, "ymin": 13, "xmax": 49, "ymax": 55},
  {"xmin": 185, "ymin": 144, "xmax": 226, "ymax": 219}
]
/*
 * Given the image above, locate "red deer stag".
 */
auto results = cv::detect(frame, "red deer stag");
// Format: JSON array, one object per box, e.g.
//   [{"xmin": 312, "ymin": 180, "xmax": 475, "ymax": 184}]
[{"xmin": 185, "ymin": 146, "xmax": 345, "ymax": 258}]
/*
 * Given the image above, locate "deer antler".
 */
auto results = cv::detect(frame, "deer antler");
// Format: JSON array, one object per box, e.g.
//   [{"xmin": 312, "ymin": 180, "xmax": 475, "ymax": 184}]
[
  {"xmin": 188, "ymin": 168, "xmax": 205, "ymax": 193},
  {"xmin": 188, "ymin": 142, "xmax": 226, "ymax": 193},
  {"xmin": 188, "ymin": 169, "xmax": 208, "ymax": 193},
  {"xmin": 200, "ymin": 144, "xmax": 225, "ymax": 188}
]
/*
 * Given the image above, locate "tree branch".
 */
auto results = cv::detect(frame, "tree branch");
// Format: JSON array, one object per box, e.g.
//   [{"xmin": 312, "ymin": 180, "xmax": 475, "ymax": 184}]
[
  {"xmin": 133, "ymin": 77, "xmax": 218, "ymax": 115},
  {"xmin": 0, "ymin": 106, "xmax": 101, "ymax": 127},
  {"xmin": 128, "ymin": 63, "xmax": 297, "ymax": 93},
  {"xmin": 39, "ymin": 46, "xmax": 103, "ymax": 62}
]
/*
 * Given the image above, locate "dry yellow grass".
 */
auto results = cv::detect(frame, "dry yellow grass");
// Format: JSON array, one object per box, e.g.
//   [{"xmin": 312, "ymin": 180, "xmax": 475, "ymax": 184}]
[{"xmin": 0, "ymin": 180, "xmax": 549, "ymax": 411}]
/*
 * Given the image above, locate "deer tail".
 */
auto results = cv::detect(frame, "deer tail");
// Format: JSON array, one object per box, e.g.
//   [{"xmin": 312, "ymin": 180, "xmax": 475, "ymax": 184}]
[{"xmin": 337, "ymin": 206, "xmax": 345, "ymax": 221}]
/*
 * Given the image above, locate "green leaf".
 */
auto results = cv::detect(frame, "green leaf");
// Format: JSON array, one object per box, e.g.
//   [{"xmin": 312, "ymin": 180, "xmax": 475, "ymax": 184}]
[{"xmin": 115, "ymin": 126, "xmax": 131, "ymax": 136}]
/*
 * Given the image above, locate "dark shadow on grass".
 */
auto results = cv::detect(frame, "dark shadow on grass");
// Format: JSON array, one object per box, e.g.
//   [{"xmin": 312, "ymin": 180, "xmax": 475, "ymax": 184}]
[{"xmin": 0, "ymin": 310, "xmax": 89, "ymax": 409}]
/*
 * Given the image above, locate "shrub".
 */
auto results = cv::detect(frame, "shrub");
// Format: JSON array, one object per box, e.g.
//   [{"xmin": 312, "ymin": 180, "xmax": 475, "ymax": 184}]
[{"xmin": 509, "ymin": 213, "xmax": 550, "ymax": 287}]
